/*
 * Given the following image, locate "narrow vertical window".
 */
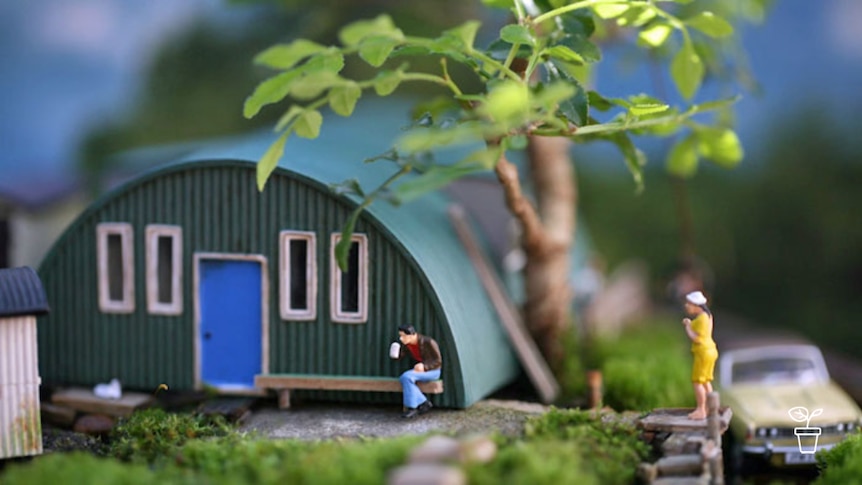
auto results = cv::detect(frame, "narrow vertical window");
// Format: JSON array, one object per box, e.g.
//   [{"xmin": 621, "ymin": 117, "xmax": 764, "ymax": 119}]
[
  {"xmin": 330, "ymin": 233, "xmax": 368, "ymax": 323},
  {"xmin": 97, "ymin": 223, "xmax": 134, "ymax": 313},
  {"xmin": 280, "ymin": 231, "xmax": 316, "ymax": 320},
  {"xmin": 146, "ymin": 225, "xmax": 183, "ymax": 315}
]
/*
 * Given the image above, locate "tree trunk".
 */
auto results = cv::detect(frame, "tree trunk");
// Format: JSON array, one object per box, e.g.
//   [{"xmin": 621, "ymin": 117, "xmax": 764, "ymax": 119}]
[{"xmin": 493, "ymin": 135, "xmax": 576, "ymax": 368}]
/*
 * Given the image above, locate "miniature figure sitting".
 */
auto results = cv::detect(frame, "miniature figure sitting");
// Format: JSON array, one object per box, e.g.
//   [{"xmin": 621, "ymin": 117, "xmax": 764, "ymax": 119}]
[
  {"xmin": 392, "ymin": 324, "xmax": 441, "ymax": 419},
  {"xmin": 682, "ymin": 291, "xmax": 718, "ymax": 420}
]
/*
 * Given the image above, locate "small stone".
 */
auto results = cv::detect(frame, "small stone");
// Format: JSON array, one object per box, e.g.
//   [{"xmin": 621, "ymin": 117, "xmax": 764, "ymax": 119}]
[
  {"xmin": 388, "ymin": 464, "xmax": 466, "ymax": 485},
  {"xmin": 73, "ymin": 414, "xmax": 115, "ymax": 436},
  {"xmin": 409, "ymin": 435, "xmax": 461, "ymax": 463},
  {"xmin": 41, "ymin": 402, "xmax": 77, "ymax": 428},
  {"xmin": 458, "ymin": 435, "xmax": 497, "ymax": 464}
]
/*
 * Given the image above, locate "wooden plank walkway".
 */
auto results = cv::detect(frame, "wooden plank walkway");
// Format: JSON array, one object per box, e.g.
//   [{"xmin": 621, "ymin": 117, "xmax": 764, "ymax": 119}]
[{"xmin": 637, "ymin": 393, "xmax": 731, "ymax": 485}]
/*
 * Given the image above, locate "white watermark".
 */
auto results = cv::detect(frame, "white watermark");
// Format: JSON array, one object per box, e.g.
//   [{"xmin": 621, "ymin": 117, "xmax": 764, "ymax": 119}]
[{"xmin": 788, "ymin": 406, "xmax": 823, "ymax": 454}]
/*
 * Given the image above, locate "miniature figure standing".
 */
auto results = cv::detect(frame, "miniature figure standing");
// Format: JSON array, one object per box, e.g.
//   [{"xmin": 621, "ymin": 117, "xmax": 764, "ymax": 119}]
[
  {"xmin": 392, "ymin": 324, "xmax": 441, "ymax": 419},
  {"xmin": 682, "ymin": 291, "xmax": 718, "ymax": 420}
]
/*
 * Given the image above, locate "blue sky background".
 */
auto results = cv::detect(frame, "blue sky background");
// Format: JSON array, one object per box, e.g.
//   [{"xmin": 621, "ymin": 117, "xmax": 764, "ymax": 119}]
[{"xmin": 1, "ymin": 0, "xmax": 861, "ymax": 185}]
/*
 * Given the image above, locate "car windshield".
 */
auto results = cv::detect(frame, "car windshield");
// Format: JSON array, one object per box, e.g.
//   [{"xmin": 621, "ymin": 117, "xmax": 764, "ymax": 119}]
[{"xmin": 731, "ymin": 357, "xmax": 821, "ymax": 385}]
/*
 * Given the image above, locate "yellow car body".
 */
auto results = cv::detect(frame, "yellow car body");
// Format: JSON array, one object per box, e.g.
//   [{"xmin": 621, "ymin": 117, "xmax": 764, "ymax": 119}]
[{"xmin": 718, "ymin": 344, "xmax": 862, "ymax": 470}]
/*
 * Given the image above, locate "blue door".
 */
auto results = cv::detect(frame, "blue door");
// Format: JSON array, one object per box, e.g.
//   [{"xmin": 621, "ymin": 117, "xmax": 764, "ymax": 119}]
[{"xmin": 199, "ymin": 258, "xmax": 263, "ymax": 389}]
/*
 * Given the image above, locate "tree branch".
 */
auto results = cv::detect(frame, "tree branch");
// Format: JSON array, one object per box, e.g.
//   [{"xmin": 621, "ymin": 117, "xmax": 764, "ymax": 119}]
[{"xmin": 492, "ymin": 148, "xmax": 545, "ymax": 252}]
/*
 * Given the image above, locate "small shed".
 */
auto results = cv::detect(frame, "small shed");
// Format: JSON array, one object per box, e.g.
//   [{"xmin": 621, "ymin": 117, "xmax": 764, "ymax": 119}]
[
  {"xmin": 0, "ymin": 266, "xmax": 48, "ymax": 459},
  {"xmin": 36, "ymin": 101, "xmax": 536, "ymax": 409}
]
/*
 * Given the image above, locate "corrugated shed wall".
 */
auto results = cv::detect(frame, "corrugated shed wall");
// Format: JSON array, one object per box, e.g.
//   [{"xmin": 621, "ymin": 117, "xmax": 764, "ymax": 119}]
[
  {"xmin": 0, "ymin": 316, "xmax": 42, "ymax": 458},
  {"xmin": 38, "ymin": 162, "xmax": 464, "ymax": 407}
]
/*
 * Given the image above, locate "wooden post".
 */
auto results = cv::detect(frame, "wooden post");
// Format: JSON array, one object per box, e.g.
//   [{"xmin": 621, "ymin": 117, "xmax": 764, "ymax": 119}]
[
  {"xmin": 706, "ymin": 392, "xmax": 724, "ymax": 485},
  {"xmin": 586, "ymin": 370, "xmax": 603, "ymax": 409},
  {"xmin": 706, "ymin": 392, "xmax": 721, "ymax": 447},
  {"xmin": 278, "ymin": 389, "xmax": 291, "ymax": 409}
]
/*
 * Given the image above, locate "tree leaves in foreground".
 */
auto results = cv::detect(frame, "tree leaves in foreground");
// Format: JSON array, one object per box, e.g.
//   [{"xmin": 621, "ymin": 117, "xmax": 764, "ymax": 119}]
[{"xmin": 245, "ymin": 0, "xmax": 747, "ymax": 269}]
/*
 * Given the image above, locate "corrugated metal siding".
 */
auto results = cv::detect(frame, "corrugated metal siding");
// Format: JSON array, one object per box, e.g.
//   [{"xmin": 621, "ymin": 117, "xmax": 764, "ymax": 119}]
[
  {"xmin": 0, "ymin": 267, "xmax": 49, "ymax": 317},
  {"xmin": 0, "ymin": 316, "xmax": 42, "ymax": 459},
  {"xmin": 38, "ymin": 163, "xmax": 465, "ymax": 407}
]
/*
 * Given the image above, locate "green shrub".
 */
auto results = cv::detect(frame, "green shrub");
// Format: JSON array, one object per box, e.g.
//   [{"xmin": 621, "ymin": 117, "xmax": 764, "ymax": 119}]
[
  {"xmin": 523, "ymin": 408, "xmax": 650, "ymax": 484},
  {"xmin": 173, "ymin": 434, "xmax": 423, "ymax": 485},
  {"xmin": 109, "ymin": 408, "xmax": 231, "ymax": 464},
  {"xmin": 465, "ymin": 440, "xmax": 599, "ymax": 485},
  {"xmin": 0, "ymin": 452, "xmax": 192, "ymax": 485},
  {"xmin": 592, "ymin": 321, "xmax": 692, "ymax": 411},
  {"xmin": 815, "ymin": 431, "xmax": 862, "ymax": 485}
]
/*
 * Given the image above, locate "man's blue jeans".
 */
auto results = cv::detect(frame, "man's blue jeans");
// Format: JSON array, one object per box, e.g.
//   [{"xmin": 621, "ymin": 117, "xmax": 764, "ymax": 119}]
[{"xmin": 400, "ymin": 368, "xmax": 441, "ymax": 408}]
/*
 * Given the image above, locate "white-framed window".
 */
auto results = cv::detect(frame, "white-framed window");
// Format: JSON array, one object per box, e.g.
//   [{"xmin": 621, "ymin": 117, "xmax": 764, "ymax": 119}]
[
  {"xmin": 97, "ymin": 222, "xmax": 135, "ymax": 313},
  {"xmin": 146, "ymin": 225, "xmax": 183, "ymax": 315},
  {"xmin": 279, "ymin": 230, "xmax": 317, "ymax": 320},
  {"xmin": 330, "ymin": 233, "xmax": 368, "ymax": 323}
]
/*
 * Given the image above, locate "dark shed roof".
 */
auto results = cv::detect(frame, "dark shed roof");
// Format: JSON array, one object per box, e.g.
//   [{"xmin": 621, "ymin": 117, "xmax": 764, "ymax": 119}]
[{"xmin": 0, "ymin": 267, "xmax": 50, "ymax": 317}]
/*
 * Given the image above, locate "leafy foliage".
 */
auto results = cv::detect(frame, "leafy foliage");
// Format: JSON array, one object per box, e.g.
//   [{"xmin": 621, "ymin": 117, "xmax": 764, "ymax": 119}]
[
  {"xmin": 245, "ymin": 1, "xmax": 749, "ymax": 269},
  {"xmin": 577, "ymin": 320, "xmax": 692, "ymax": 411},
  {"xmin": 815, "ymin": 431, "xmax": 862, "ymax": 485},
  {"xmin": 109, "ymin": 408, "xmax": 231, "ymax": 464},
  {"xmin": 521, "ymin": 408, "xmax": 651, "ymax": 484}
]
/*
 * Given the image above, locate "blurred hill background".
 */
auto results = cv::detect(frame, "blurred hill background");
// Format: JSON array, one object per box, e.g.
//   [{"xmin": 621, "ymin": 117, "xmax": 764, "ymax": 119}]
[{"xmin": 1, "ymin": 0, "xmax": 860, "ymax": 359}]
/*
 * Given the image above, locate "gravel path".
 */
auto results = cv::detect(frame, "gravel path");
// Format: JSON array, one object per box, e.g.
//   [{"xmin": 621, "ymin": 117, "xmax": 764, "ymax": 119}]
[{"xmin": 238, "ymin": 399, "xmax": 549, "ymax": 440}]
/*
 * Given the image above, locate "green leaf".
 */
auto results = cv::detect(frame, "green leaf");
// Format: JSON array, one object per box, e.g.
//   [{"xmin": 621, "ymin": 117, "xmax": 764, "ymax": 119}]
[
  {"xmin": 666, "ymin": 135, "xmax": 699, "ymax": 177},
  {"xmin": 696, "ymin": 128, "xmax": 743, "ymax": 167},
  {"xmin": 294, "ymin": 109, "xmax": 323, "ymax": 139},
  {"xmin": 587, "ymin": 91, "xmax": 614, "ymax": 112},
  {"xmin": 373, "ymin": 70, "xmax": 402, "ymax": 96},
  {"xmin": 628, "ymin": 103, "xmax": 670, "ymax": 116},
  {"xmin": 257, "ymin": 132, "xmax": 288, "ymax": 191},
  {"xmin": 395, "ymin": 163, "xmax": 484, "ymax": 202},
  {"xmin": 685, "ymin": 12, "xmax": 734, "ymax": 38},
  {"xmin": 244, "ymin": 70, "xmax": 302, "ymax": 118},
  {"xmin": 545, "ymin": 45, "xmax": 585, "ymax": 64},
  {"xmin": 254, "ymin": 40, "xmax": 327, "ymax": 70},
  {"xmin": 479, "ymin": 80, "xmax": 530, "ymax": 128},
  {"xmin": 547, "ymin": 61, "xmax": 588, "ymax": 126},
  {"xmin": 607, "ymin": 132, "xmax": 646, "ymax": 190},
  {"xmin": 557, "ymin": 35, "xmax": 601, "ymax": 63},
  {"xmin": 445, "ymin": 21, "xmax": 481, "ymax": 50},
  {"xmin": 480, "ymin": 0, "xmax": 513, "ymax": 8},
  {"xmin": 335, "ymin": 210, "xmax": 360, "ymax": 271},
  {"xmin": 329, "ymin": 82, "xmax": 362, "ymax": 116},
  {"xmin": 671, "ymin": 39, "xmax": 704, "ymax": 100},
  {"xmin": 617, "ymin": 6, "xmax": 656, "ymax": 27},
  {"xmin": 593, "ymin": 3, "xmax": 630, "ymax": 19},
  {"xmin": 303, "ymin": 51, "xmax": 345, "ymax": 74},
  {"xmin": 274, "ymin": 105, "xmax": 304, "ymax": 132},
  {"xmin": 638, "ymin": 23, "xmax": 672, "ymax": 48},
  {"xmin": 339, "ymin": 14, "xmax": 401, "ymax": 47},
  {"xmin": 359, "ymin": 35, "xmax": 400, "ymax": 67},
  {"xmin": 500, "ymin": 24, "xmax": 535, "ymax": 46},
  {"xmin": 396, "ymin": 122, "xmax": 485, "ymax": 153},
  {"xmin": 289, "ymin": 71, "xmax": 341, "ymax": 100}
]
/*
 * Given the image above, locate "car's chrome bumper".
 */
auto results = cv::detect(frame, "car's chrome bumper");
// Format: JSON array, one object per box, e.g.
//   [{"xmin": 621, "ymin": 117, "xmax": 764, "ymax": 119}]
[{"xmin": 742, "ymin": 442, "xmax": 836, "ymax": 455}]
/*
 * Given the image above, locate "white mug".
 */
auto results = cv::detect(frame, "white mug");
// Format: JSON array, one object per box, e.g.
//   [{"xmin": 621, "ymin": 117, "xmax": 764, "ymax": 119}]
[{"xmin": 389, "ymin": 342, "xmax": 401, "ymax": 359}]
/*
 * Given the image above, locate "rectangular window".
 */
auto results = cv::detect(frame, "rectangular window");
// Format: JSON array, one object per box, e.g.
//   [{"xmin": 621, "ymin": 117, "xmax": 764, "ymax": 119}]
[
  {"xmin": 280, "ymin": 231, "xmax": 316, "ymax": 320},
  {"xmin": 330, "ymin": 233, "xmax": 368, "ymax": 323},
  {"xmin": 97, "ymin": 223, "xmax": 134, "ymax": 313},
  {"xmin": 146, "ymin": 225, "xmax": 183, "ymax": 315}
]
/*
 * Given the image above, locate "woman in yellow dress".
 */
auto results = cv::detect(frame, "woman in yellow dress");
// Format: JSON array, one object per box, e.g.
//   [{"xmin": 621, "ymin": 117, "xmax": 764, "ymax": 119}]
[{"xmin": 682, "ymin": 291, "xmax": 718, "ymax": 420}]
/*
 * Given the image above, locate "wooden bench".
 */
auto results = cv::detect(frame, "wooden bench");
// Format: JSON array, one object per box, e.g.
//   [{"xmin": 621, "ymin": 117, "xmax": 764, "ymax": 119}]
[{"xmin": 255, "ymin": 374, "xmax": 444, "ymax": 409}]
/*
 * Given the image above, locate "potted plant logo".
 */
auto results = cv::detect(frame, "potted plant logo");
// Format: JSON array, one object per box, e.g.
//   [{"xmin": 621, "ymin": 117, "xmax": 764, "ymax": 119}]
[{"xmin": 788, "ymin": 406, "xmax": 823, "ymax": 454}]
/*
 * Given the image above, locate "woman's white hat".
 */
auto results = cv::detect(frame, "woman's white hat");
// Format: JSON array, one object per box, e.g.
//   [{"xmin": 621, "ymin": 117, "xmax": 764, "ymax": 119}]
[{"xmin": 685, "ymin": 291, "xmax": 708, "ymax": 305}]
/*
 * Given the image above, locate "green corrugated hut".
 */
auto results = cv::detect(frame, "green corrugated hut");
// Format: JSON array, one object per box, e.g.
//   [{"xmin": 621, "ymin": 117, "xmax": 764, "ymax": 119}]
[{"xmin": 37, "ymin": 102, "xmax": 534, "ymax": 408}]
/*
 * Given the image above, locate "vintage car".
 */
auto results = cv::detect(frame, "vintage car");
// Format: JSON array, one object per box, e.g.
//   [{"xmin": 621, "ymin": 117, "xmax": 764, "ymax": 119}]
[{"xmin": 718, "ymin": 343, "xmax": 862, "ymax": 473}]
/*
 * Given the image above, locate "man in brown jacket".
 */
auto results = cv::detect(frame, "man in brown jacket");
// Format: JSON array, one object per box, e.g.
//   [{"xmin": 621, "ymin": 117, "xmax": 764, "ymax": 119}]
[{"xmin": 396, "ymin": 324, "xmax": 442, "ymax": 418}]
